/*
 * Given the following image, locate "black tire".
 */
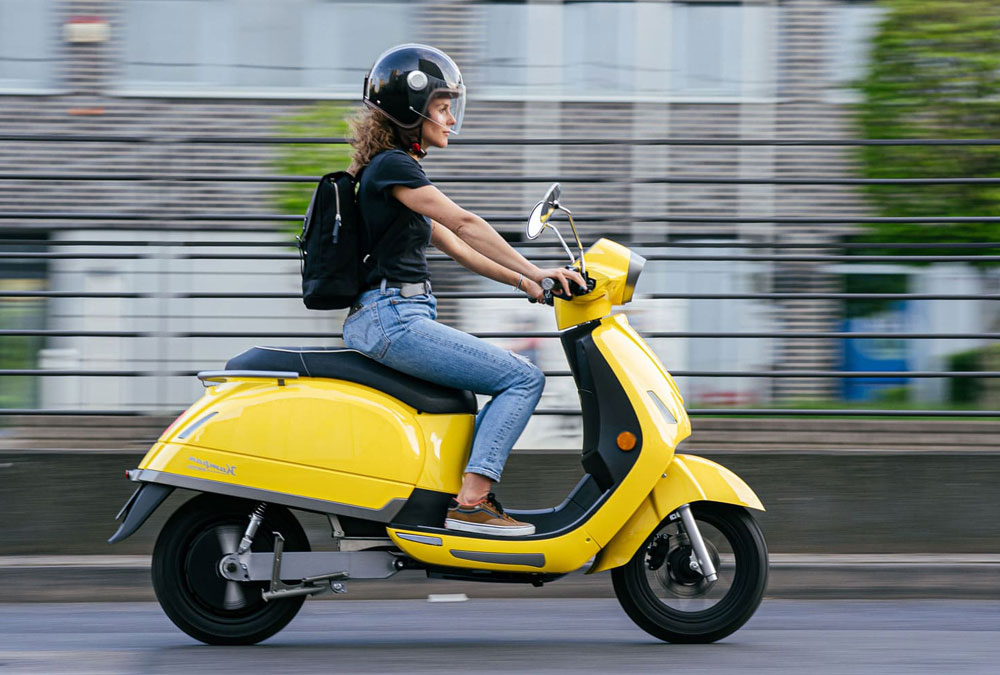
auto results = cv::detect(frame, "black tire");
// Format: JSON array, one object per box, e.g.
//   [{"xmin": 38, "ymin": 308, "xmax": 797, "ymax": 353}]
[
  {"xmin": 612, "ymin": 502, "xmax": 768, "ymax": 644},
  {"xmin": 151, "ymin": 493, "xmax": 310, "ymax": 645}
]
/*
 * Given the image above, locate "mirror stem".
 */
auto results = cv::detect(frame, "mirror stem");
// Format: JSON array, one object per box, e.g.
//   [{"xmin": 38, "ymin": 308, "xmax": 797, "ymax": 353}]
[
  {"xmin": 563, "ymin": 209, "xmax": 586, "ymax": 276},
  {"xmin": 551, "ymin": 225, "xmax": 577, "ymax": 266}
]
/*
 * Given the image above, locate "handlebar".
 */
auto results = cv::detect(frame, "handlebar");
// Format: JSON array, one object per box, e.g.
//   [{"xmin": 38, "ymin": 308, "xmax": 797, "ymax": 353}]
[{"xmin": 528, "ymin": 270, "xmax": 595, "ymax": 305}]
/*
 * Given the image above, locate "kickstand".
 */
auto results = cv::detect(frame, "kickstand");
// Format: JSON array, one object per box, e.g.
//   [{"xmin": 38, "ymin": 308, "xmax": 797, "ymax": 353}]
[{"xmin": 261, "ymin": 532, "xmax": 350, "ymax": 601}]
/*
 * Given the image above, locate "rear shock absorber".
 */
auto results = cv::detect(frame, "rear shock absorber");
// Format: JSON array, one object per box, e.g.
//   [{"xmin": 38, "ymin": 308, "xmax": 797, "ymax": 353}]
[{"xmin": 237, "ymin": 503, "xmax": 267, "ymax": 554}]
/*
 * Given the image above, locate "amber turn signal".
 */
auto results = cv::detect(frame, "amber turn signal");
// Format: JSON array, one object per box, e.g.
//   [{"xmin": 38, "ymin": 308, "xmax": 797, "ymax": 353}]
[{"xmin": 617, "ymin": 431, "xmax": 637, "ymax": 451}]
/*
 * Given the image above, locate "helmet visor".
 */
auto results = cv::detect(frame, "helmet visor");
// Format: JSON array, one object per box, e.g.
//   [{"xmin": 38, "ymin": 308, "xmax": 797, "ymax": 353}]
[{"xmin": 419, "ymin": 82, "xmax": 465, "ymax": 135}]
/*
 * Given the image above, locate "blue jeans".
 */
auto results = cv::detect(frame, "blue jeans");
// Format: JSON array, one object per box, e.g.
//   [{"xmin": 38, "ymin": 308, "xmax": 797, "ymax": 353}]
[{"xmin": 342, "ymin": 287, "xmax": 545, "ymax": 482}]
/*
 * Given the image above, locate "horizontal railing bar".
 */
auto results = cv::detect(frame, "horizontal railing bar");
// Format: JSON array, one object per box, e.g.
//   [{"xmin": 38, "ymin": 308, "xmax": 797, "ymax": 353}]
[
  {"xmin": 4, "ymin": 133, "xmax": 1000, "ymax": 147},
  {"xmin": 642, "ymin": 293, "xmax": 1000, "ymax": 301},
  {"xmin": 3, "ymin": 290, "xmax": 998, "ymax": 302},
  {"xmin": 0, "ymin": 409, "xmax": 148, "ymax": 416},
  {"xmin": 3, "ymin": 239, "xmax": 1000, "ymax": 250},
  {"xmin": 3, "ymin": 369, "xmax": 995, "ymax": 379},
  {"xmin": 6, "ymin": 250, "xmax": 996, "ymax": 263},
  {"xmin": 5, "ymin": 171, "xmax": 1000, "ymax": 186},
  {"xmin": 7, "ymin": 212, "xmax": 1000, "ymax": 226},
  {"xmin": 0, "ymin": 212, "xmax": 295, "ymax": 222},
  {"xmin": 0, "ymin": 407, "xmax": 996, "ymax": 418},
  {"xmin": 1, "ymin": 239, "xmax": 292, "ymax": 248},
  {"xmin": 1, "ymin": 370, "xmax": 156, "ymax": 377},
  {"xmin": 586, "ymin": 370, "xmax": 1000, "ymax": 378},
  {"xmin": 188, "ymin": 251, "xmax": 1000, "ymax": 263},
  {"xmin": 2, "ymin": 329, "xmax": 995, "ymax": 339},
  {"xmin": 0, "ymin": 292, "xmax": 147, "ymax": 298},
  {"xmin": 187, "ymin": 252, "xmax": 1000, "ymax": 263},
  {"xmin": 177, "ymin": 291, "xmax": 1000, "ymax": 301},
  {"xmin": 529, "ymin": 408, "xmax": 1000, "ymax": 417},
  {"xmin": 677, "ymin": 409, "xmax": 1000, "ymax": 417},
  {"xmin": 0, "ymin": 252, "xmax": 144, "ymax": 259}
]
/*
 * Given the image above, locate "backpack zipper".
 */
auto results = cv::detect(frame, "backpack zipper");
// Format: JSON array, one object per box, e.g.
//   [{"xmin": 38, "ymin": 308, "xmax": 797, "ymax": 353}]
[{"xmin": 331, "ymin": 178, "xmax": 342, "ymax": 244}]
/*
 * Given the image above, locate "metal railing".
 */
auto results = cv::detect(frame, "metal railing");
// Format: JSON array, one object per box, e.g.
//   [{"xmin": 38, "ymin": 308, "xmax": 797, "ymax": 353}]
[{"xmin": 2, "ymin": 133, "xmax": 999, "ymax": 417}]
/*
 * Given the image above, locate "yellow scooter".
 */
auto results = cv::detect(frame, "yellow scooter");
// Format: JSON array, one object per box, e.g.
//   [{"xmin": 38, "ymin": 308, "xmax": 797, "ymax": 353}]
[{"xmin": 109, "ymin": 184, "xmax": 767, "ymax": 646}]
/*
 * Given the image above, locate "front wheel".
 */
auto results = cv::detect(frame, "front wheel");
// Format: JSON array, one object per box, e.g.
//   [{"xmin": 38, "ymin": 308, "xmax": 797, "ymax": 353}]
[
  {"xmin": 612, "ymin": 502, "xmax": 768, "ymax": 644},
  {"xmin": 152, "ymin": 493, "xmax": 310, "ymax": 645}
]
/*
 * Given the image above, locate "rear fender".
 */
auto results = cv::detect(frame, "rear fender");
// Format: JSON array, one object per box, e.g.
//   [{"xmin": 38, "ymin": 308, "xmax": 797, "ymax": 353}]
[
  {"xmin": 587, "ymin": 454, "xmax": 763, "ymax": 574},
  {"xmin": 107, "ymin": 483, "xmax": 174, "ymax": 544}
]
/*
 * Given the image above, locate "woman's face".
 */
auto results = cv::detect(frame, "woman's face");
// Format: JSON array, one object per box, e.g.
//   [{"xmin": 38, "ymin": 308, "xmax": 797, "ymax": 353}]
[{"xmin": 421, "ymin": 96, "xmax": 457, "ymax": 149}]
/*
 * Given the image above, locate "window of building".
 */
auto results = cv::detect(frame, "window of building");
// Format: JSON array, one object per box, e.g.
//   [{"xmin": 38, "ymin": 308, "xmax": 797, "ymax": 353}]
[
  {"xmin": 118, "ymin": 0, "xmax": 414, "ymax": 97},
  {"xmin": 478, "ymin": 1, "xmax": 776, "ymax": 100},
  {"xmin": 0, "ymin": 234, "xmax": 47, "ymax": 410},
  {"xmin": 118, "ymin": 0, "xmax": 778, "ymax": 101},
  {"xmin": 0, "ymin": 0, "xmax": 58, "ymax": 93},
  {"xmin": 830, "ymin": 2, "xmax": 887, "ymax": 89}
]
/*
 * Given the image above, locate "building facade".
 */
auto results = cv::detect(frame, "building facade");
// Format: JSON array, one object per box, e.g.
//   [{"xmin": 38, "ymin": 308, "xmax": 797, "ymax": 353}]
[{"xmin": 8, "ymin": 0, "xmax": 977, "ymax": 421}]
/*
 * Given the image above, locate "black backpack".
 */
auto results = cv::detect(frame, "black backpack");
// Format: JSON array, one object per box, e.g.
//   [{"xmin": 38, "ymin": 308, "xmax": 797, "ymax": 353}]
[{"xmin": 297, "ymin": 170, "xmax": 371, "ymax": 310}]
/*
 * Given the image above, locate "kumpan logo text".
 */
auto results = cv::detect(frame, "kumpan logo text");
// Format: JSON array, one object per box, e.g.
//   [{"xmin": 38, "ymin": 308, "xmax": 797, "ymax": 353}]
[{"xmin": 187, "ymin": 456, "xmax": 236, "ymax": 477}]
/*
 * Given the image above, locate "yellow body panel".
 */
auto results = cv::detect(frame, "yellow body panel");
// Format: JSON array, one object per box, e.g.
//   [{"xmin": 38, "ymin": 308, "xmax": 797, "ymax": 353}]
[
  {"xmin": 576, "ymin": 315, "xmax": 691, "ymax": 545},
  {"xmin": 554, "ymin": 239, "xmax": 634, "ymax": 330},
  {"xmin": 387, "ymin": 526, "xmax": 602, "ymax": 574},
  {"xmin": 139, "ymin": 377, "xmax": 474, "ymax": 512},
  {"xmin": 588, "ymin": 454, "xmax": 765, "ymax": 574},
  {"xmin": 413, "ymin": 413, "xmax": 473, "ymax": 493},
  {"xmin": 141, "ymin": 441, "xmax": 414, "ymax": 510}
]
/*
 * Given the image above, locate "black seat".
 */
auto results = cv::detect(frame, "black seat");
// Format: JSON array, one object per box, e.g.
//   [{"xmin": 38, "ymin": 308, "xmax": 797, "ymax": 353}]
[{"xmin": 225, "ymin": 346, "xmax": 477, "ymax": 415}]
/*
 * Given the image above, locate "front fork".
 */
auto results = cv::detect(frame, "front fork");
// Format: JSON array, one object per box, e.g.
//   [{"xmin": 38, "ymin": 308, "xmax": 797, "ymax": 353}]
[{"xmin": 677, "ymin": 504, "xmax": 718, "ymax": 582}]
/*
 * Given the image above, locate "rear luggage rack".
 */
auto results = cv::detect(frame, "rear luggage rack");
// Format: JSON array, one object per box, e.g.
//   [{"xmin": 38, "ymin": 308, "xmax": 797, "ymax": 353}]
[{"xmin": 197, "ymin": 370, "xmax": 300, "ymax": 387}]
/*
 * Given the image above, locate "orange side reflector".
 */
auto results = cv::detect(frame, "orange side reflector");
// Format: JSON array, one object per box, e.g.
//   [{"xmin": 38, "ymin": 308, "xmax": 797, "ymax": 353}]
[{"xmin": 617, "ymin": 431, "xmax": 637, "ymax": 451}]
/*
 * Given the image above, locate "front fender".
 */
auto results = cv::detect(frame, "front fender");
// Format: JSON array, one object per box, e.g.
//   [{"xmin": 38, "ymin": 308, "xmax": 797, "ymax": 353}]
[{"xmin": 588, "ymin": 454, "xmax": 763, "ymax": 574}]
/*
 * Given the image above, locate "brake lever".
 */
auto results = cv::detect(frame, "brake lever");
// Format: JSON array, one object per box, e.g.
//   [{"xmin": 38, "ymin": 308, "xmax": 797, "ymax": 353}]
[{"xmin": 573, "ymin": 272, "xmax": 595, "ymax": 296}]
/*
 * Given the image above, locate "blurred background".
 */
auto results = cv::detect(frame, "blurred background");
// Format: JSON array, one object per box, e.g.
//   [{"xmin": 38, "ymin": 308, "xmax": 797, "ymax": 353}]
[{"xmin": 0, "ymin": 0, "xmax": 998, "ymax": 597}]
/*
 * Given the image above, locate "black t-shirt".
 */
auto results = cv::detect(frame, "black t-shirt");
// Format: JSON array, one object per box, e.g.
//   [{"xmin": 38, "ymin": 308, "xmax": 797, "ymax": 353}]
[{"xmin": 358, "ymin": 149, "xmax": 433, "ymax": 284}]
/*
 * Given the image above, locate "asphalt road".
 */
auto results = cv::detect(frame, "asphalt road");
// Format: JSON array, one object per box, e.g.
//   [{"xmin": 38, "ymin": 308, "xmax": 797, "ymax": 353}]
[{"xmin": 1, "ymin": 599, "xmax": 997, "ymax": 674}]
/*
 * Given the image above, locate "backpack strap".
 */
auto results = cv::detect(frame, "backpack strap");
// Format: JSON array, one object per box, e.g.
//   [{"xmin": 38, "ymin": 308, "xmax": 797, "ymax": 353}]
[{"xmin": 299, "ymin": 171, "xmax": 336, "ymax": 244}]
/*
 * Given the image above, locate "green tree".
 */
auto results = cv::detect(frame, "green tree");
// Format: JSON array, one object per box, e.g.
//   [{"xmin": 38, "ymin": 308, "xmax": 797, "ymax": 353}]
[
  {"xmin": 273, "ymin": 103, "xmax": 355, "ymax": 223},
  {"xmin": 855, "ymin": 0, "xmax": 1000, "ymax": 260}
]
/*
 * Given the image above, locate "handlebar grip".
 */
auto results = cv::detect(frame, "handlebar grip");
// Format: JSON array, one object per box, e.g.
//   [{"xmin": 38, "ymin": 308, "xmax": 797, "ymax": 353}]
[{"xmin": 527, "ymin": 293, "xmax": 554, "ymax": 306}]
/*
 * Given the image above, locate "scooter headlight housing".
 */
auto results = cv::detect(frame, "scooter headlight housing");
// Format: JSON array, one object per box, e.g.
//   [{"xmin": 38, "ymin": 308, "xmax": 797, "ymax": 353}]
[{"xmin": 622, "ymin": 251, "xmax": 646, "ymax": 305}]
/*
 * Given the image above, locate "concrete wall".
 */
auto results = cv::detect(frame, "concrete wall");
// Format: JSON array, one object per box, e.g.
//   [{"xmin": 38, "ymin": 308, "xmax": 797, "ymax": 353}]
[{"xmin": 2, "ymin": 416, "xmax": 997, "ymax": 556}]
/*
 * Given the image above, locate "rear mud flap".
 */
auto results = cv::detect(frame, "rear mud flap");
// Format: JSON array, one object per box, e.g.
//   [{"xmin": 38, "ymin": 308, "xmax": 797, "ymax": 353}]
[{"xmin": 108, "ymin": 483, "xmax": 174, "ymax": 544}]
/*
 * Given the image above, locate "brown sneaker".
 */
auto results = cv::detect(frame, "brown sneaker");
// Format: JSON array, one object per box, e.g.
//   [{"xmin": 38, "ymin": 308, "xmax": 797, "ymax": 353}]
[{"xmin": 444, "ymin": 493, "xmax": 536, "ymax": 537}]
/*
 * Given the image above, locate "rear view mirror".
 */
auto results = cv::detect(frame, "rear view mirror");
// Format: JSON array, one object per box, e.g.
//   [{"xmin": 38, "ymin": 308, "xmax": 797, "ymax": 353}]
[{"xmin": 526, "ymin": 183, "xmax": 561, "ymax": 240}]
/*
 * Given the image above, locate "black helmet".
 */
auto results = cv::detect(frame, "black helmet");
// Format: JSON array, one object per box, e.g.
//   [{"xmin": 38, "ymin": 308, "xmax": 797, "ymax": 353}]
[{"xmin": 363, "ymin": 44, "xmax": 466, "ymax": 134}]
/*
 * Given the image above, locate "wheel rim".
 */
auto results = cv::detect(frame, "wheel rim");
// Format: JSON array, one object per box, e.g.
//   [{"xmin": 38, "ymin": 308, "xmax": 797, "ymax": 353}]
[
  {"xmin": 641, "ymin": 515, "xmax": 742, "ymax": 616},
  {"xmin": 181, "ymin": 519, "xmax": 268, "ymax": 619}
]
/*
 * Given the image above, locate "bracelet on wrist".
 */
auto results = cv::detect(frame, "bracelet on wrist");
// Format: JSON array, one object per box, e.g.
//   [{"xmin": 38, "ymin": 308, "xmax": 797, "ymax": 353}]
[{"xmin": 513, "ymin": 273, "xmax": 524, "ymax": 291}]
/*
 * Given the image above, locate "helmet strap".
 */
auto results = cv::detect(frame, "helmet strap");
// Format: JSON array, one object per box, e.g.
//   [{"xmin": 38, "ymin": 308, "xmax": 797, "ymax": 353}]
[
  {"xmin": 395, "ymin": 125, "xmax": 426, "ymax": 159},
  {"xmin": 412, "ymin": 124, "xmax": 427, "ymax": 158}
]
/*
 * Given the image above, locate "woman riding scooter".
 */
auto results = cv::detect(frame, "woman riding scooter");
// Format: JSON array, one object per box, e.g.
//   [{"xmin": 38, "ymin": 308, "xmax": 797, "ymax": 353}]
[{"xmin": 342, "ymin": 44, "xmax": 586, "ymax": 536}]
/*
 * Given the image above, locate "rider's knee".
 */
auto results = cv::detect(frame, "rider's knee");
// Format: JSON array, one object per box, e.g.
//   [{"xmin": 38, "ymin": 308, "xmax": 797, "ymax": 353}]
[
  {"xmin": 524, "ymin": 363, "xmax": 545, "ymax": 396},
  {"xmin": 508, "ymin": 351, "xmax": 545, "ymax": 395}
]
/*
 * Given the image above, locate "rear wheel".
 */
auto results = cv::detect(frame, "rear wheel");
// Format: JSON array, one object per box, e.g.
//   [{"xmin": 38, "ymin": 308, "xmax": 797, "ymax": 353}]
[
  {"xmin": 612, "ymin": 502, "xmax": 768, "ymax": 643},
  {"xmin": 152, "ymin": 493, "xmax": 309, "ymax": 645}
]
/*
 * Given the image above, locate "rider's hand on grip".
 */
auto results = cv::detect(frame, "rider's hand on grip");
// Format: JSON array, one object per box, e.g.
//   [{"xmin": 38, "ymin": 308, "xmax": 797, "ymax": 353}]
[
  {"xmin": 572, "ymin": 271, "xmax": 595, "ymax": 296},
  {"xmin": 527, "ymin": 278, "xmax": 554, "ymax": 306}
]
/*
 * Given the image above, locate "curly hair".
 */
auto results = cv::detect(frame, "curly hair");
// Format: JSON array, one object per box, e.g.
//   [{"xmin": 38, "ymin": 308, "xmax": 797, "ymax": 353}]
[{"xmin": 348, "ymin": 108, "xmax": 399, "ymax": 171}]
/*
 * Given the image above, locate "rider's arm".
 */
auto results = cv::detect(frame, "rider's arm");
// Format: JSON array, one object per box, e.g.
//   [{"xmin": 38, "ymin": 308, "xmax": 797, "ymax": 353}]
[
  {"xmin": 393, "ymin": 184, "xmax": 584, "ymax": 295},
  {"xmin": 430, "ymin": 222, "xmax": 543, "ymax": 299}
]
